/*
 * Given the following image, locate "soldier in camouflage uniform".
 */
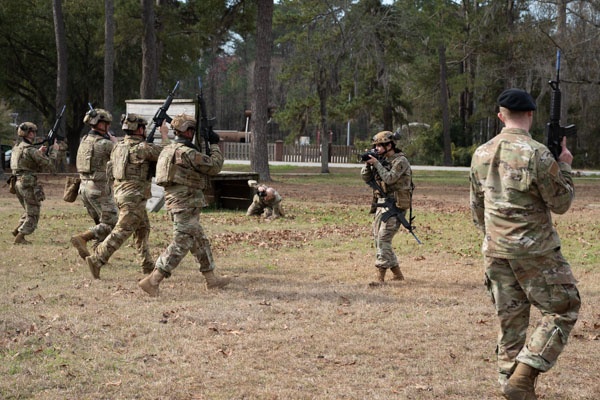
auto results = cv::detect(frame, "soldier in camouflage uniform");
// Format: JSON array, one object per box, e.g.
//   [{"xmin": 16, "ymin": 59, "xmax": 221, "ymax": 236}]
[
  {"xmin": 470, "ymin": 89, "xmax": 580, "ymax": 400},
  {"xmin": 71, "ymin": 108, "xmax": 119, "ymax": 260},
  {"xmin": 361, "ymin": 131, "xmax": 413, "ymax": 285},
  {"xmin": 55, "ymin": 137, "xmax": 68, "ymax": 173},
  {"xmin": 139, "ymin": 113, "xmax": 231, "ymax": 297},
  {"xmin": 10, "ymin": 122, "xmax": 59, "ymax": 244},
  {"xmin": 86, "ymin": 114, "xmax": 168, "ymax": 279},
  {"xmin": 246, "ymin": 181, "xmax": 284, "ymax": 220}
]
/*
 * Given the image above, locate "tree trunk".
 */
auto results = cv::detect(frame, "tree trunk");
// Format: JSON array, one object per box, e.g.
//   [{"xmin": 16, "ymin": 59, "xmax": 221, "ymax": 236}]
[
  {"xmin": 557, "ymin": 0, "xmax": 570, "ymax": 126},
  {"xmin": 250, "ymin": 0, "xmax": 273, "ymax": 181},
  {"xmin": 52, "ymin": 0, "xmax": 70, "ymax": 163},
  {"xmin": 140, "ymin": 0, "xmax": 157, "ymax": 98},
  {"xmin": 439, "ymin": 44, "xmax": 452, "ymax": 166},
  {"xmin": 104, "ymin": 0, "xmax": 115, "ymax": 114},
  {"xmin": 317, "ymin": 66, "xmax": 329, "ymax": 174}
]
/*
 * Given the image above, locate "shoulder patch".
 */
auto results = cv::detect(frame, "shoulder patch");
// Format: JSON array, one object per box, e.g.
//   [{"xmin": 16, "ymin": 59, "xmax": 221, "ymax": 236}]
[{"xmin": 548, "ymin": 160, "xmax": 560, "ymax": 178}]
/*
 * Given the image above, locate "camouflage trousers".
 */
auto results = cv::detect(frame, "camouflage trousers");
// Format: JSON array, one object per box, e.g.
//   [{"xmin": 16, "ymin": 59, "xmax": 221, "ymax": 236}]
[
  {"xmin": 372, "ymin": 207, "xmax": 401, "ymax": 269},
  {"xmin": 93, "ymin": 198, "xmax": 153, "ymax": 270},
  {"xmin": 79, "ymin": 179, "xmax": 118, "ymax": 242},
  {"xmin": 484, "ymin": 250, "xmax": 580, "ymax": 380},
  {"xmin": 14, "ymin": 175, "xmax": 45, "ymax": 235},
  {"xmin": 155, "ymin": 207, "xmax": 215, "ymax": 277}
]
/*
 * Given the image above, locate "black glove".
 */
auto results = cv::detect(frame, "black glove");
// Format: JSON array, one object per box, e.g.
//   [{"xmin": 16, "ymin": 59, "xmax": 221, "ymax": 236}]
[{"xmin": 208, "ymin": 129, "xmax": 220, "ymax": 144}]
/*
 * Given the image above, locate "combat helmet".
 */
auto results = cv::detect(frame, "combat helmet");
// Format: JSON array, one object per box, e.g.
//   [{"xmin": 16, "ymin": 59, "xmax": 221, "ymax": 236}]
[
  {"xmin": 84, "ymin": 108, "xmax": 112, "ymax": 126},
  {"xmin": 171, "ymin": 113, "xmax": 196, "ymax": 134},
  {"xmin": 371, "ymin": 130, "xmax": 396, "ymax": 146},
  {"xmin": 121, "ymin": 113, "xmax": 147, "ymax": 132},
  {"xmin": 17, "ymin": 122, "xmax": 38, "ymax": 137}
]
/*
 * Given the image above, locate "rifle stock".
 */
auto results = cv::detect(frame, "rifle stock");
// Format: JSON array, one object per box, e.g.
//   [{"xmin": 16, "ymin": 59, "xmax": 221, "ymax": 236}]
[{"xmin": 545, "ymin": 50, "xmax": 577, "ymax": 160}]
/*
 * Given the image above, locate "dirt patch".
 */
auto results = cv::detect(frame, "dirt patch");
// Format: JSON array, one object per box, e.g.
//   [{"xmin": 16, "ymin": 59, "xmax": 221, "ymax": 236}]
[{"xmin": 3, "ymin": 173, "xmax": 599, "ymax": 213}]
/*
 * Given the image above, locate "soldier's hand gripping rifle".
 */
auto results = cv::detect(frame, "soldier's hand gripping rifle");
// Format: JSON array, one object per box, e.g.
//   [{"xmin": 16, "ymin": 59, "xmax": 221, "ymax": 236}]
[
  {"xmin": 545, "ymin": 50, "xmax": 576, "ymax": 160},
  {"xmin": 365, "ymin": 177, "xmax": 422, "ymax": 244},
  {"xmin": 146, "ymin": 81, "xmax": 180, "ymax": 144},
  {"xmin": 194, "ymin": 76, "xmax": 214, "ymax": 156},
  {"xmin": 38, "ymin": 105, "xmax": 66, "ymax": 155}
]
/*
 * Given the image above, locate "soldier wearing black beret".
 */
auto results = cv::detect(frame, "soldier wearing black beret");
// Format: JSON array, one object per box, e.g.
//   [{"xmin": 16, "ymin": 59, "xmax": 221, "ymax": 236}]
[
  {"xmin": 497, "ymin": 88, "xmax": 537, "ymax": 111},
  {"xmin": 469, "ymin": 88, "xmax": 579, "ymax": 399}
]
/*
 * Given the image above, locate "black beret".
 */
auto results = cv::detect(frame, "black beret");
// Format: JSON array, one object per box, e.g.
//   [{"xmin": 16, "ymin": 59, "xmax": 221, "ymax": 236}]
[{"xmin": 497, "ymin": 88, "xmax": 537, "ymax": 111}]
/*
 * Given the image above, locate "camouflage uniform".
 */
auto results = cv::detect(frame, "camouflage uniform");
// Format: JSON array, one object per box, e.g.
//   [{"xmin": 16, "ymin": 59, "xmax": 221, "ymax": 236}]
[
  {"xmin": 55, "ymin": 139, "xmax": 68, "ymax": 172},
  {"xmin": 88, "ymin": 135, "xmax": 163, "ymax": 273},
  {"xmin": 361, "ymin": 151, "xmax": 412, "ymax": 270},
  {"xmin": 246, "ymin": 187, "xmax": 284, "ymax": 218},
  {"xmin": 470, "ymin": 127, "xmax": 580, "ymax": 383},
  {"xmin": 76, "ymin": 130, "xmax": 118, "ymax": 242},
  {"xmin": 10, "ymin": 137, "xmax": 56, "ymax": 237},
  {"xmin": 154, "ymin": 139, "xmax": 223, "ymax": 277}
]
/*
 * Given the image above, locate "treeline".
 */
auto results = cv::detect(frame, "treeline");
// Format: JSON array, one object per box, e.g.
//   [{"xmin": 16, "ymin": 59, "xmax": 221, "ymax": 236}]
[{"xmin": 1, "ymin": 0, "xmax": 599, "ymax": 167}]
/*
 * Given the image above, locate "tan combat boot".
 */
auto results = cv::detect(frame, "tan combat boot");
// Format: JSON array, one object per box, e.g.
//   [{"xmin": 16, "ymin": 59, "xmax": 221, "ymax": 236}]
[
  {"xmin": 202, "ymin": 270, "xmax": 231, "ymax": 289},
  {"xmin": 138, "ymin": 269, "xmax": 165, "ymax": 297},
  {"xmin": 390, "ymin": 266, "xmax": 405, "ymax": 281},
  {"xmin": 14, "ymin": 232, "xmax": 31, "ymax": 245},
  {"xmin": 71, "ymin": 230, "xmax": 95, "ymax": 260},
  {"xmin": 86, "ymin": 255, "xmax": 103, "ymax": 279},
  {"xmin": 369, "ymin": 268, "xmax": 386, "ymax": 287},
  {"xmin": 502, "ymin": 363, "xmax": 540, "ymax": 400}
]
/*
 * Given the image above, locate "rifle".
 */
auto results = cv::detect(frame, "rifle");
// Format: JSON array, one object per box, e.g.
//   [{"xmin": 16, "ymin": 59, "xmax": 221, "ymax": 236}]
[
  {"xmin": 195, "ymin": 76, "xmax": 212, "ymax": 155},
  {"xmin": 545, "ymin": 49, "xmax": 577, "ymax": 160},
  {"xmin": 147, "ymin": 81, "xmax": 180, "ymax": 144},
  {"xmin": 365, "ymin": 177, "xmax": 422, "ymax": 244},
  {"xmin": 36, "ymin": 105, "xmax": 66, "ymax": 155}
]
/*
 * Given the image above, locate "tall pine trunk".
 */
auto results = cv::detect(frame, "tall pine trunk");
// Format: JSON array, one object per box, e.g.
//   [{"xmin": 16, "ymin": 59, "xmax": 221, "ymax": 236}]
[
  {"xmin": 140, "ymin": 0, "xmax": 157, "ymax": 98},
  {"xmin": 52, "ymin": 0, "xmax": 69, "ymax": 163},
  {"xmin": 104, "ymin": 0, "xmax": 115, "ymax": 114},
  {"xmin": 439, "ymin": 44, "xmax": 452, "ymax": 166},
  {"xmin": 250, "ymin": 0, "xmax": 273, "ymax": 181}
]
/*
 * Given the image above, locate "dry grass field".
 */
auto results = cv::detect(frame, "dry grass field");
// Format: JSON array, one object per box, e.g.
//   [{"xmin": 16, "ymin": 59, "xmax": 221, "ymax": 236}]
[{"xmin": 1, "ymin": 167, "xmax": 599, "ymax": 399}]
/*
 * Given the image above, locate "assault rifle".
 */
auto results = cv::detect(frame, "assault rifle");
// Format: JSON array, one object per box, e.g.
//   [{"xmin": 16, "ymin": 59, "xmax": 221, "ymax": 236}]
[
  {"xmin": 195, "ymin": 76, "xmax": 212, "ymax": 155},
  {"xmin": 545, "ymin": 50, "xmax": 576, "ymax": 160},
  {"xmin": 365, "ymin": 177, "xmax": 422, "ymax": 244},
  {"xmin": 147, "ymin": 81, "xmax": 180, "ymax": 144},
  {"xmin": 37, "ymin": 105, "xmax": 66, "ymax": 155}
]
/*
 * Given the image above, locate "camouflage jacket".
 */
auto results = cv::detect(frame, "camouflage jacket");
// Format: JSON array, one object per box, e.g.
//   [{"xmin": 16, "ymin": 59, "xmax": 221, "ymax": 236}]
[
  {"xmin": 77, "ymin": 130, "xmax": 114, "ymax": 182},
  {"xmin": 256, "ymin": 188, "xmax": 282, "ymax": 208},
  {"xmin": 111, "ymin": 135, "xmax": 163, "ymax": 203},
  {"xmin": 360, "ymin": 151, "xmax": 412, "ymax": 197},
  {"xmin": 469, "ymin": 127, "xmax": 574, "ymax": 258},
  {"xmin": 159, "ymin": 142, "xmax": 223, "ymax": 211},
  {"xmin": 10, "ymin": 140, "xmax": 56, "ymax": 176}
]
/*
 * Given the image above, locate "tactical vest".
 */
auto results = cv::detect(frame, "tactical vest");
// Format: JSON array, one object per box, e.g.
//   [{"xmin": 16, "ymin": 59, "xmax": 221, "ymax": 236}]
[
  {"xmin": 393, "ymin": 175, "xmax": 413, "ymax": 210},
  {"xmin": 111, "ymin": 141, "xmax": 149, "ymax": 181},
  {"xmin": 76, "ymin": 134, "xmax": 106, "ymax": 173},
  {"xmin": 378, "ymin": 153, "xmax": 413, "ymax": 210},
  {"xmin": 10, "ymin": 143, "xmax": 37, "ymax": 172},
  {"xmin": 155, "ymin": 144, "xmax": 207, "ymax": 190}
]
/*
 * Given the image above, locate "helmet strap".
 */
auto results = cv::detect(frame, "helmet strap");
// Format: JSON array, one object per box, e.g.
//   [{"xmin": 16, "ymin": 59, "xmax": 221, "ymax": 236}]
[{"xmin": 94, "ymin": 121, "xmax": 109, "ymax": 134}]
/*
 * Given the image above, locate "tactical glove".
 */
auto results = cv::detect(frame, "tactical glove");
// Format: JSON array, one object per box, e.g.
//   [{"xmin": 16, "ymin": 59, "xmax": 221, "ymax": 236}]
[{"xmin": 208, "ymin": 129, "xmax": 220, "ymax": 144}]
